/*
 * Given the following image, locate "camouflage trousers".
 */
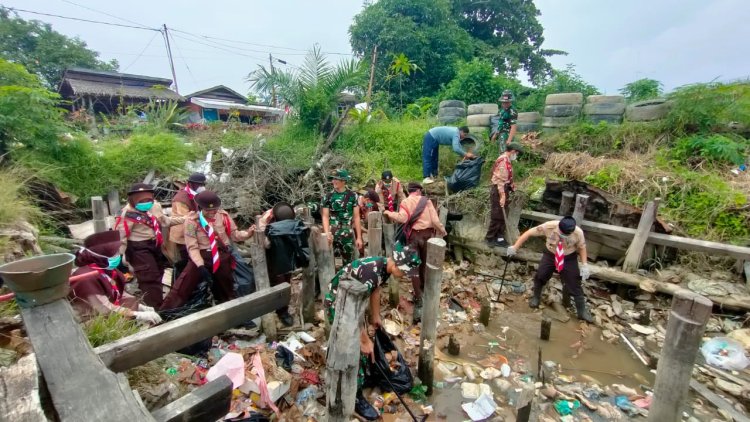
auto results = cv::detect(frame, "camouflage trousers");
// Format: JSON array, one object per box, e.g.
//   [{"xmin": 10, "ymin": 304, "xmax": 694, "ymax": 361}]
[
  {"xmin": 497, "ymin": 131, "xmax": 510, "ymax": 152},
  {"xmin": 332, "ymin": 225, "xmax": 355, "ymax": 266}
]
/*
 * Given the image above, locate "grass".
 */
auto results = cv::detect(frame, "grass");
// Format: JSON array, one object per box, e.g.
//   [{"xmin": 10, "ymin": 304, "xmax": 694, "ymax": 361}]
[
  {"xmin": 83, "ymin": 311, "xmax": 141, "ymax": 348},
  {"xmin": 0, "ymin": 299, "xmax": 18, "ymax": 318}
]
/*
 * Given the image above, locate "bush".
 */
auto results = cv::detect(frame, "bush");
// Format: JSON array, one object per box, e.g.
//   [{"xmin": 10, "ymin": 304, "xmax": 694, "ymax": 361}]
[
  {"xmin": 101, "ymin": 132, "xmax": 193, "ymax": 187},
  {"xmin": 620, "ymin": 78, "xmax": 663, "ymax": 102},
  {"xmin": 441, "ymin": 59, "xmax": 522, "ymax": 105},
  {"xmin": 544, "ymin": 121, "xmax": 667, "ymax": 156},
  {"xmin": 671, "ymin": 134, "xmax": 748, "ymax": 166},
  {"xmin": 666, "ymin": 82, "xmax": 750, "ymax": 134},
  {"xmin": 262, "ymin": 124, "xmax": 321, "ymax": 169},
  {"xmin": 516, "ymin": 65, "xmax": 600, "ymax": 112}
]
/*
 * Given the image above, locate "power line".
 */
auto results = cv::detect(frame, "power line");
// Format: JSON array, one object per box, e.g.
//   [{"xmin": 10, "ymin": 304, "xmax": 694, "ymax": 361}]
[
  {"xmin": 2, "ymin": 6, "xmax": 159, "ymax": 31},
  {"xmin": 167, "ymin": 30, "xmax": 197, "ymax": 85},
  {"xmin": 122, "ymin": 31, "xmax": 159, "ymax": 71},
  {"xmin": 170, "ymin": 32, "xmax": 268, "ymax": 62},
  {"xmin": 59, "ymin": 0, "xmax": 151, "ymax": 29}
]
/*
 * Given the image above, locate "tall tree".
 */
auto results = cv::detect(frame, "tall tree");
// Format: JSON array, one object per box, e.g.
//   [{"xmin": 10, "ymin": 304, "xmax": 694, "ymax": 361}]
[
  {"xmin": 451, "ymin": 0, "xmax": 565, "ymax": 84},
  {"xmin": 349, "ymin": 0, "xmax": 473, "ymax": 104},
  {"xmin": 0, "ymin": 8, "xmax": 118, "ymax": 89}
]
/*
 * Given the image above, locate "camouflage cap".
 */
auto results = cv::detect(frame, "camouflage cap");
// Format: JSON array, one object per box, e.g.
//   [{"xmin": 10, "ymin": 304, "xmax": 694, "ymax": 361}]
[
  {"xmin": 499, "ymin": 90, "xmax": 514, "ymax": 102},
  {"xmin": 393, "ymin": 241, "xmax": 421, "ymax": 278},
  {"xmin": 507, "ymin": 142, "xmax": 524, "ymax": 153},
  {"xmin": 327, "ymin": 169, "xmax": 351, "ymax": 182}
]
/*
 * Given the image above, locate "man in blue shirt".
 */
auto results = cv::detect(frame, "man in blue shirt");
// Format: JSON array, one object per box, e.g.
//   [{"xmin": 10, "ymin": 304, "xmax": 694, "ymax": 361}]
[{"xmin": 422, "ymin": 125, "xmax": 475, "ymax": 184}]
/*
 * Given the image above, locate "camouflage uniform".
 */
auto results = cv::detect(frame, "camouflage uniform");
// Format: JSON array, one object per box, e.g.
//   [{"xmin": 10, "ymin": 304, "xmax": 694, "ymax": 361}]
[
  {"xmin": 495, "ymin": 106, "xmax": 518, "ymax": 152},
  {"xmin": 324, "ymin": 256, "xmax": 390, "ymax": 388},
  {"xmin": 322, "ymin": 190, "xmax": 358, "ymax": 265}
]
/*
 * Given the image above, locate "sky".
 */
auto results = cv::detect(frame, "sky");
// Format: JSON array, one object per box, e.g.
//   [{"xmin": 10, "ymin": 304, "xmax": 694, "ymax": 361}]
[{"xmin": 3, "ymin": 0, "xmax": 750, "ymax": 96}]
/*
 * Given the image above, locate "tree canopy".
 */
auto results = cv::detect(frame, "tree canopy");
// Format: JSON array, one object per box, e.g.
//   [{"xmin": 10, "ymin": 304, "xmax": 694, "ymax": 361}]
[{"xmin": 0, "ymin": 8, "xmax": 118, "ymax": 89}]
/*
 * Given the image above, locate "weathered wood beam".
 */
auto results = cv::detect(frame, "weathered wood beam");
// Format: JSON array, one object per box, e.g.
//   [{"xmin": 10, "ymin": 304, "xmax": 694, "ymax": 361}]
[
  {"xmin": 301, "ymin": 209, "xmax": 317, "ymax": 324},
  {"xmin": 418, "ymin": 238, "xmax": 447, "ymax": 396},
  {"xmin": 91, "ymin": 196, "xmax": 107, "ymax": 233},
  {"xmin": 689, "ymin": 380, "xmax": 750, "ymax": 422},
  {"xmin": 151, "ymin": 375, "xmax": 232, "ymax": 422},
  {"xmin": 95, "ymin": 284, "xmax": 290, "ymax": 372},
  {"xmin": 572, "ymin": 194, "xmax": 589, "ymax": 226},
  {"xmin": 521, "ymin": 210, "xmax": 750, "ymax": 259},
  {"xmin": 249, "ymin": 223, "xmax": 277, "ymax": 341},
  {"xmin": 367, "ymin": 211, "xmax": 382, "ymax": 257},
  {"xmin": 108, "ymin": 189, "xmax": 122, "ymax": 217},
  {"xmin": 623, "ymin": 199, "xmax": 660, "ymax": 273},
  {"xmin": 0, "ymin": 354, "xmax": 47, "ymax": 421},
  {"xmin": 559, "ymin": 191, "xmax": 575, "ymax": 215}
]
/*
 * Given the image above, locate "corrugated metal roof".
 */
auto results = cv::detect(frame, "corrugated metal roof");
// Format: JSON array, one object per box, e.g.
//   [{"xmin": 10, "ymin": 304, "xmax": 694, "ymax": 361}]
[{"xmin": 190, "ymin": 97, "xmax": 284, "ymax": 115}]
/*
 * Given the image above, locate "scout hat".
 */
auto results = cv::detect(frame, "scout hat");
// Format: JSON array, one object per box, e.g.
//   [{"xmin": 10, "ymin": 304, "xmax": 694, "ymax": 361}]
[
  {"xmin": 187, "ymin": 172, "xmax": 207, "ymax": 184},
  {"xmin": 75, "ymin": 230, "xmax": 120, "ymax": 267},
  {"xmin": 272, "ymin": 201, "xmax": 295, "ymax": 221},
  {"xmin": 195, "ymin": 190, "xmax": 222, "ymax": 210},
  {"xmin": 499, "ymin": 90, "xmax": 514, "ymax": 102},
  {"xmin": 381, "ymin": 170, "xmax": 393, "ymax": 181},
  {"xmin": 507, "ymin": 142, "xmax": 524, "ymax": 153},
  {"xmin": 392, "ymin": 242, "xmax": 421, "ymax": 278},
  {"xmin": 327, "ymin": 169, "xmax": 351, "ymax": 182},
  {"xmin": 407, "ymin": 182, "xmax": 423, "ymax": 193},
  {"xmin": 559, "ymin": 216, "xmax": 577, "ymax": 235},
  {"xmin": 127, "ymin": 183, "xmax": 155, "ymax": 195}
]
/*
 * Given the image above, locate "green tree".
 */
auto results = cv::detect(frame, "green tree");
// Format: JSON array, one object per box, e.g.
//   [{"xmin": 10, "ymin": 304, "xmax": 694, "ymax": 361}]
[
  {"xmin": 387, "ymin": 53, "xmax": 422, "ymax": 112},
  {"xmin": 247, "ymin": 46, "xmax": 365, "ymax": 130},
  {"xmin": 517, "ymin": 65, "xmax": 600, "ymax": 112},
  {"xmin": 620, "ymin": 78, "xmax": 663, "ymax": 102},
  {"xmin": 441, "ymin": 58, "xmax": 523, "ymax": 105},
  {"xmin": 349, "ymin": 0, "xmax": 473, "ymax": 105},
  {"xmin": 0, "ymin": 8, "xmax": 118, "ymax": 89},
  {"xmin": 451, "ymin": 0, "xmax": 565, "ymax": 84}
]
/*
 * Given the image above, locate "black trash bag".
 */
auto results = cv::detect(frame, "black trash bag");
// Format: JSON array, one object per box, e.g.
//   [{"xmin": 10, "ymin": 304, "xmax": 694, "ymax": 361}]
[
  {"xmin": 158, "ymin": 280, "xmax": 213, "ymax": 322},
  {"xmin": 446, "ymin": 156, "xmax": 485, "ymax": 193},
  {"xmin": 275, "ymin": 345, "xmax": 294, "ymax": 372},
  {"xmin": 365, "ymin": 328, "xmax": 413, "ymax": 394}
]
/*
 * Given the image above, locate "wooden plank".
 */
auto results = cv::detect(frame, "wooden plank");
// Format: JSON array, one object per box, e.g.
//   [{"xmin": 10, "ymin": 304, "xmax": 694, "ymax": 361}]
[
  {"xmin": 0, "ymin": 354, "xmax": 47, "ymax": 422},
  {"xmin": 383, "ymin": 223, "xmax": 398, "ymax": 306},
  {"xmin": 151, "ymin": 375, "xmax": 232, "ymax": 422},
  {"xmin": 20, "ymin": 300, "xmax": 154, "ymax": 421},
  {"xmin": 559, "ymin": 191, "xmax": 575, "ymax": 215},
  {"xmin": 623, "ymin": 199, "xmax": 660, "ymax": 273},
  {"xmin": 572, "ymin": 194, "xmax": 589, "ymax": 226},
  {"xmin": 366, "ymin": 211, "xmax": 382, "ymax": 257},
  {"xmin": 521, "ymin": 210, "xmax": 750, "ymax": 259},
  {"xmin": 95, "ymin": 284, "xmax": 290, "ymax": 372},
  {"xmin": 313, "ymin": 231, "xmax": 334, "ymax": 300},
  {"xmin": 143, "ymin": 169, "xmax": 156, "ymax": 185},
  {"xmin": 744, "ymin": 261, "xmax": 750, "ymax": 290},
  {"xmin": 689, "ymin": 379, "xmax": 750, "ymax": 422},
  {"xmin": 418, "ymin": 238, "xmax": 447, "ymax": 396},
  {"xmin": 108, "ymin": 189, "xmax": 122, "ymax": 217},
  {"xmin": 301, "ymin": 214, "xmax": 318, "ymax": 324},
  {"xmin": 248, "ymin": 224, "xmax": 277, "ymax": 341},
  {"xmin": 91, "ymin": 196, "xmax": 107, "ymax": 233}
]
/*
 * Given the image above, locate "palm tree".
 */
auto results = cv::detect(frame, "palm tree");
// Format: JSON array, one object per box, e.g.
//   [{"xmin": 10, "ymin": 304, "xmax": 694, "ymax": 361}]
[
  {"xmin": 247, "ymin": 46, "xmax": 365, "ymax": 131},
  {"xmin": 387, "ymin": 53, "xmax": 422, "ymax": 113}
]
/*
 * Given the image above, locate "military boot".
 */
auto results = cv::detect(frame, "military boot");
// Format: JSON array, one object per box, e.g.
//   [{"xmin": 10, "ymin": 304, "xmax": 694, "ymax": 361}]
[
  {"xmin": 354, "ymin": 392, "xmax": 379, "ymax": 421},
  {"xmin": 413, "ymin": 297, "xmax": 423, "ymax": 324},
  {"xmin": 561, "ymin": 286, "xmax": 572, "ymax": 309},
  {"xmin": 574, "ymin": 296, "xmax": 594, "ymax": 323}
]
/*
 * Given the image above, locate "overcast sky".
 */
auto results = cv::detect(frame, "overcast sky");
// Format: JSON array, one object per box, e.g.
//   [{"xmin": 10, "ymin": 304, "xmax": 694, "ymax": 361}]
[{"xmin": 4, "ymin": 0, "xmax": 749, "ymax": 96}]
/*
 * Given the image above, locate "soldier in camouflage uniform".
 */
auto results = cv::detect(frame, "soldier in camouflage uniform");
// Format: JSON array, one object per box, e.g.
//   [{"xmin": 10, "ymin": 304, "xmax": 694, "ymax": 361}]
[
  {"xmin": 324, "ymin": 243, "xmax": 420, "ymax": 421},
  {"xmin": 322, "ymin": 169, "xmax": 363, "ymax": 267},
  {"xmin": 491, "ymin": 90, "xmax": 519, "ymax": 153}
]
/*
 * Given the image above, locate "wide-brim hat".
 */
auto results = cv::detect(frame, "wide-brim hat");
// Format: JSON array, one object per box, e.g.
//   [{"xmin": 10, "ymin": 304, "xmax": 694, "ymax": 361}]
[
  {"xmin": 195, "ymin": 190, "xmax": 221, "ymax": 210},
  {"xmin": 507, "ymin": 142, "xmax": 524, "ymax": 153},
  {"xmin": 327, "ymin": 169, "xmax": 351, "ymax": 182},
  {"xmin": 83, "ymin": 230, "xmax": 121, "ymax": 257},
  {"xmin": 187, "ymin": 172, "xmax": 207, "ymax": 184},
  {"xmin": 127, "ymin": 183, "xmax": 155, "ymax": 195}
]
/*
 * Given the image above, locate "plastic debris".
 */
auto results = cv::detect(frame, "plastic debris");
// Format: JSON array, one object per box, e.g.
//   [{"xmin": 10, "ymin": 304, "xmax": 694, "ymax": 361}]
[
  {"xmin": 205, "ymin": 352, "xmax": 245, "ymax": 388},
  {"xmin": 701, "ymin": 337, "xmax": 750, "ymax": 370},
  {"xmin": 461, "ymin": 382, "xmax": 492, "ymax": 400},
  {"xmin": 554, "ymin": 399, "xmax": 580, "ymax": 416},
  {"xmin": 500, "ymin": 363, "xmax": 511, "ymax": 378},
  {"xmin": 461, "ymin": 393, "xmax": 497, "ymax": 421}
]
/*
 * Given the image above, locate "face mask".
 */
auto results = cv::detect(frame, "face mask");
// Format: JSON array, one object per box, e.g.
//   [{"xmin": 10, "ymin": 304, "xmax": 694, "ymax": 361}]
[
  {"xmin": 107, "ymin": 255, "xmax": 122, "ymax": 270},
  {"xmin": 195, "ymin": 186, "xmax": 206, "ymax": 193},
  {"xmin": 135, "ymin": 201, "xmax": 154, "ymax": 212},
  {"xmin": 366, "ymin": 203, "xmax": 374, "ymax": 208},
  {"xmin": 559, "ymin": 232, "xmax": 569, "ymax": 239},
  {"xmin": 510, "ymin": 154, "xmax": 517, "ymax": 161}
]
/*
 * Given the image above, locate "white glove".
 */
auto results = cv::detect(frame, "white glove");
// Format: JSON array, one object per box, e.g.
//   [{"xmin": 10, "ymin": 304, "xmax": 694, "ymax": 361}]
[
  {"xmin": 506, "ymin": 246, "xmax": 517, "ymax": 257},
  {"xmin": 580, "ymin": 264, "xmax": 591, "ymax": 281},
  {"xmin": 133, "ymin": 310, "xmax": 162, "ymax": 325},
  {"xmin": 138, "ymin": 304, "xmax": 155, "ymax": 312}
]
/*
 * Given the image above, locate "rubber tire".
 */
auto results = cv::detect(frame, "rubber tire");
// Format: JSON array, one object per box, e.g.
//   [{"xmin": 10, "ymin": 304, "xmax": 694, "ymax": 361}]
[
  {"xmin": 516, "ymin": 122, "xmax": 540, "ymax": 132},
  {"xmin": 466, "ymin": 113, "xmax": 494, "ymax": 127},
  {"xmin": 517, "ymin": 112, "xmax": 541, "ymax": 123},
  {"xmin": 625, "ymin": 99, "xmax": 670, "ymax": 122},
  {"xmin": 544, "ymin": 104, "xmax": 582, "ymax": 118},
  {"xmin": 587, "ymin": 114, "xmax": 623, "ymax": 124},
  {"xmin": 583, "ymin": 102, "xmax": 626, "ymax": 115},
  {"xmin": 467, "ymin": 126, "xmax": 488, "ymax": 137},
  {"xmin": 438, "ymin": 115, "xmax": 463, "ymax": 124},
  {"xmin": 545, "ymin": 93, "xmax": 584, "ymax": 105},
  {"xmin": 438, "ymin": 106, "xmax": 466, "ymax": 117},
  {"xmin": 439, "ymin": 100, "xmax": 466, "ymax": 109},
  {"xmin": 542, "ymin": 115, "xmax": 578, "ymax": 128},
  {"xmin": 467, "ymin": 103, "xmax": 499, "ymax": 115},
  {"xmin": 460, "ymin": 135, "xmax": 483, "ymax": 153},
  {"xmin": 586, "ymin": 95, "xmax": 625, "ymax": 104}
]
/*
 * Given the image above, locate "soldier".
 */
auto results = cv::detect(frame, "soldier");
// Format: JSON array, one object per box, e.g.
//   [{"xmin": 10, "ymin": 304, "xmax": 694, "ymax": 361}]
[
  {"xmin": 421, "ymin": 126, "xmax": 476, "ymax": 184},
  {"xmin": 70, "ymin": 230, "xmax": 162, "ymax": 324},
  {"xmin": 375, "ymin": 170, "xmax": 406, "ymax": 213},
  {"xmin": 324, "ymin": 244, "xmax": 421, "ymax": 421},
  {"xmin": 507, "ymin": 216, "xmax": 594, "ymax": 322},
  {"xmin": 322, "ymin": 169, "xmax": 363, "ymax": 267},
  {"xmin": 160, "ymin": 191, "xmax": 256, "ymax": 310},
  {"xmin": 490, "ymin": 90, "xmax": 519, "ymax": 152},
  {"xmin": 383, "ymin": 182, "xmax": 447, "ymax": 323},
  {"xmin": 117, "ymin": 183, "xmax": 185, "ymax": 308},
  {"xmin": 170, "ymin": 172, "xmax": 206, "ymax": 265},
  {"xmin": 485, "ymin": 143, "xmax": 523, "ymax": 247}
]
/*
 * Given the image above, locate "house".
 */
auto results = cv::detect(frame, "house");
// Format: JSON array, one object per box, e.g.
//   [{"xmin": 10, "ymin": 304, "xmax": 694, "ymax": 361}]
[
  {"xmin": 185, "ymin": 85, "xmax": 284, "ymax": 124},
  {"xmin": 58, "ymin": 68, "xmax": 183, "ymax": 114}
]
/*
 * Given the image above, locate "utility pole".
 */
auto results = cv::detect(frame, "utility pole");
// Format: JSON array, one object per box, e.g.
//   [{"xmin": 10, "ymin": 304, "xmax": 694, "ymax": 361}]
[
  {"xmin": 366, "ymin": 45, "xmax": 378, "ymax": 112},
  {"xmin": 162, "ymin": 24, "xmax": 179, "ymax": 94},
  {"xmin": 269, "ymin": 53, "xmax": 276, "ymax": 108}
]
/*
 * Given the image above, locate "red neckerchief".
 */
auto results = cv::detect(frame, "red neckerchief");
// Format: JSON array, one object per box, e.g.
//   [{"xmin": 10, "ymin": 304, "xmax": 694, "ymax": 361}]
[
  {"xmin": 382, "ymin": 182, "xmax": 395, "ymax": 212},
  {"xmin": 115, "ymin": 211, "xmax": 163, "ymax": 247},
  {"xmin": 184, "ymin": 185, "xmax": 197, "ymax": 201},
  {"xmin": 88, "ymin": 264, "xmax": 121, "ymax": 306}
]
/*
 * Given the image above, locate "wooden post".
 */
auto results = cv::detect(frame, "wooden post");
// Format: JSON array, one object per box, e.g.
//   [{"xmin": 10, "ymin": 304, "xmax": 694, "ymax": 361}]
[
  {"xmin": 572, "ymin": 194, "xmax": 589, "ymax": 226},
  {"xmin": 248, "ymin": 224, "xmax": 277, "ymax": 341},
  {"xmin": 623, "ymin": 199, "xmax": 660, "ymax": 273},
  {"xmin": 540, "ymin": 317, "xmax": 551, "ymax": 340},
  {"xmin": 326, "ymin": 278, "xmax": 370, "ymax": 422},
  {"xmin": 91, "ymin": 196, "xmax": 107, "ymax": 233},
  {"xmin": 301, "ymin": 209, "xmax": 317, "ymax": 324},
  {"xmin": 313, "ymin": 232, "xmax": 334, "ymax": 300},
  {"xmin": 107, "ymin": 189, "xmax": 121, "ymax": 216},
  {"xmin": 479, "ymin": 298, "xmax": 491, "ymax": 326},
  {"xmin": 438, "ymin": 205, "xmax": 448, "ymax": 228},
  {"xmin": 648, "ymin": 289, "xmax": 712, "ymax": 422},
  {"xmin": 383, "ymin": 222, "xmax": 399, "ymax": 306},
  {"xmin": 448, "ymin": 335, "xmax": 460, "ymax": 356},
  {"xmin": 504, "ymin": 199, "xmax": 522, "ymax": 244},
  {"xmin": 366, "ymin": 211, "xmax": 382, "ymax": 257},
  {"xmin": 418, "ymin": 238, "xmax": 447, "ymax": 396},
  {"xmin": 559, "ymin": 191, "xmax": 575, "ymax": 215}
]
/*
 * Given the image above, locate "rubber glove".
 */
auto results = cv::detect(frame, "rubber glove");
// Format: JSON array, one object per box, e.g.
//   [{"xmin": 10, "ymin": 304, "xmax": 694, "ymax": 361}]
[
  {"xmin": 506, "ymin": 246, "xmax": 517, "ymax": 257},
  {"xmin": 580, "ymin": 264, "xmax": 591, "ymax": 281},
  {"xmin": 138, "ymin": 304, "xmax": 155, "ymax": 312},
  {"xmin": 134, "ymin": 310, "xmax": 162, "ymax": 325}
]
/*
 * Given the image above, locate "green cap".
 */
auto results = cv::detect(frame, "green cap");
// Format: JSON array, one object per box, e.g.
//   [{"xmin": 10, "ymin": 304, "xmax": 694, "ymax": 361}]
[
  {"xmin": 327, "ymin": 169, "xmax": 351, "ymax": 182},
  {"xmin": 507, "ymin": 142, "xmax": 524, "ymax": 153}
]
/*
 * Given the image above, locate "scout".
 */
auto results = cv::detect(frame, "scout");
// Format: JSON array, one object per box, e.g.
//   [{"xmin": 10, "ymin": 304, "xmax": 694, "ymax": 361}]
[
  {"xmin": 321, "ymin": 169, "xmax": 363, "ymax": 267},
  {"xmin": 375, "ymin": 170, "xmax": 406, "ymax": 213},
  {"xmin": 485, "ymin": 142, "xmax": 523, "ymax": 247},
  {"xmin": 170, "ymin": 172, "xmax": 206, "ymax": 264},
  {"xmin": 490, "ymin": 90, "xmax": 519, "ymax": 151},
  {"xmin": 160, "ymin": 191, "xmax": 256, "ymax": 310},
  {"xmin": 117, "ymin": 183, "xmax": 185, "ymax": 308},
  {"xmin": 507, "ymin": 216, "xmax": 594, "ymax": 322}
]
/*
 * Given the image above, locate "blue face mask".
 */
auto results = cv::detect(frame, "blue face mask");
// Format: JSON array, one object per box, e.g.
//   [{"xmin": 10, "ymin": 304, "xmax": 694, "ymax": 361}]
[
  {"xmin": 107, "ymin": 255, "xmax": 122, "ymax": 270},
  {"xmin": 135, "ymin": 201, "xmax": 154, "ymax": 212}
]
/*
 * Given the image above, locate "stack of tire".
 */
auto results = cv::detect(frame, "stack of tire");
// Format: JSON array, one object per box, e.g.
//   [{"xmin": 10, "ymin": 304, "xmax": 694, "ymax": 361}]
[
  {"xmin": 583, "ymin": 95, "xmax": 626, "ymax": 124},
  {"xmin": 466, "ymin": 103, "xmax": 498, "ymax": 138},
  {"xmin": 489, "ymin": 111, "xmax": 541, "ymax": 136},
  {"xmin": 438, "ymin": 100, "xmax": 466, "ymax": 124},
  {"xmin": 542, "ymin": 93, "xmax": 583, "ymax": 130},
  {"xmin": 625, "ymin": 98, "xmax": 671, "ymax": 122}
]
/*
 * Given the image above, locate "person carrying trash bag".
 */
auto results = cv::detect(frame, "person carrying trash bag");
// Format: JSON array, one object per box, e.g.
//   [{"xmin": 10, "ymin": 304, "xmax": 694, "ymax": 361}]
[
  {"xmin": 507, "ymin": 216, "xmax": 594, "ymax": 322},
  {"xmin": 324, "ymin": 243, "xmax": 421, "ymax": 421},
  {"xmin": 160, "ymin": 190, "xmax": 256, "ymax": 310}
]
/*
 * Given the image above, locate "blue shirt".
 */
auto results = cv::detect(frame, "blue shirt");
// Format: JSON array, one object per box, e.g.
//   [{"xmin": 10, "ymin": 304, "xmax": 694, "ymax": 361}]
[{"xmin": 429, "ymin": 126, "xmax": 466, "ymax": 156}]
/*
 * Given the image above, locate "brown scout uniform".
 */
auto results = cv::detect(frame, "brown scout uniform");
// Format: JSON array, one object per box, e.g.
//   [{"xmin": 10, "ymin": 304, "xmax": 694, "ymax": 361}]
[
  {"xmin": 170, "ymin": 188, "xmax": 197, "ymax": 261},
  {"xmin": 532, "ymin": 220, "xmax": 587, "ymax": 298}
]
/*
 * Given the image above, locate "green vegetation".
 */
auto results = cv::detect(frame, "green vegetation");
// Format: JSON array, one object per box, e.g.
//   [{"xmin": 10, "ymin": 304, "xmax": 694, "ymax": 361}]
[
  {"xmin": 671, "ymin": 134, "xmax": 748, "ymax": 166},
  {"xmin": 620, "ymin": 78, "xmax": 663, "ymax": 102},
  {"xmin": 441, "ymin": 59, "xmax": 522, "ymax": 105},
  {"xmin": 666, "ymin": 81, "xmax": 750, "ymax": 134},
  {"xmin": 84, "ymin": 312, "xmax": 141, "ymax": 348}
]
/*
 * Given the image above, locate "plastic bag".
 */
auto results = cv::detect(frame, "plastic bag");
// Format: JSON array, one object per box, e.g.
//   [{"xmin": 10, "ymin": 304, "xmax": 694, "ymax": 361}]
[
  {"xmin": 366, "ymin": 328, "xmax": 413, "ymax": 394},
  {"xmin": 701, "ymin": 337, "xmax": 750, "ymax": 370},
  {"xmin": 447, "ymin": 157, "xmax": 485, "ymax": 193}
]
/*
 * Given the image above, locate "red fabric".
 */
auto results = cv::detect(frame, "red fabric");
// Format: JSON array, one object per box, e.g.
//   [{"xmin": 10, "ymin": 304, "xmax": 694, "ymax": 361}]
[
  {"xmin": 383, "ymin": 186, "xmax": 395, "ymax": 212},
  {"xmin": 115, "ymin": 213, "xmax": 163, "ymax": 246},
  {"xmin": 184, "ymin": 185, "xmax": 197, "ymax": 201},
  {"xmin": 554, "ymin": 240, "xmax": 565, "ymax": 272},
  {"xmin": 88, "ymin": 265, "xmax": 122, "ymax": 306},
  {"xmin": 200, "ymin": 216, "xmax": 221, "ymax": 273}
]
